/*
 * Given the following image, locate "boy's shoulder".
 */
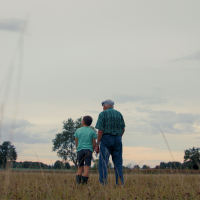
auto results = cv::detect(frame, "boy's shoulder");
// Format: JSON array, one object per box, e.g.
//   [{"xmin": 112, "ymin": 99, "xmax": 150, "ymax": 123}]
[
  {"xmin": 76, "ymin": 127, "xmax": 95, "ymax": 133},
  {"xmin": 76, "ymin": 127, "xmax": 84, "ymax": 132}
]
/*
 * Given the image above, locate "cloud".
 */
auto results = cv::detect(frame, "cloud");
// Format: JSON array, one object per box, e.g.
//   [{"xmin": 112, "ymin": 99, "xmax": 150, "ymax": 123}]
[
  {"xmin": 135, "ymin": 108, "xmax": 200, "ymax": 134},
  {"xmin": 172, "ymin": 50, "xmax": 200, "ymax": 62},
  {"xmin": 47, "ymin": 128, "xmax": 58, "ymax": 134},
  {"xmin": 193, "ymin": 137, "xmax": 200, "ymax": 139},
  {"xmin": 0, "ymin": 117, "xmax": 54, "ymax": 144},
  {"xmin": 1, "ymin": 117, "xmax": 34, "ymax": 131},
  {"xmin": 112, "ymin": 94, "xmax": 168, "ymax": 105},
  {"xmin": 0, "ymin": 18, "xmax": 27, "ymax": 32},
  {"xmin": 85, "ymin": 110, "xmax": 100, "ymax": 114}
]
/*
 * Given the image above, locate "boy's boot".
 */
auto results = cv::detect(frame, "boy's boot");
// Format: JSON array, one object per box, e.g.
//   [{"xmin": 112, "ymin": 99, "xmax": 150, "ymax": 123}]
[
  {"xmin": 76, "ymin": 175, "xmax": 82, "ymax": 184},
  {"xmin": 81, "ymin": 176, "xmax": 89, "ymax": 184}
]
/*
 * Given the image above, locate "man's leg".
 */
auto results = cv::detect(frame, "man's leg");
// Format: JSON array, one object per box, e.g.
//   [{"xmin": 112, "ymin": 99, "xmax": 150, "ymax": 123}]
[
  {"xmin": 112, "ymin": 136, "xmax": 124, "ymax": 185},
  {"xmin": 99, "ymin": 136, "xmax": 111, "ymax": 185}
]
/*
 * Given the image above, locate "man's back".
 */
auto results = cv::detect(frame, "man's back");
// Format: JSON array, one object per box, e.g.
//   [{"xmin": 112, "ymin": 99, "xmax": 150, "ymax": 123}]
[{"xmin": 95, "ymin": 107, "xmax": 125, "ymax": 135}]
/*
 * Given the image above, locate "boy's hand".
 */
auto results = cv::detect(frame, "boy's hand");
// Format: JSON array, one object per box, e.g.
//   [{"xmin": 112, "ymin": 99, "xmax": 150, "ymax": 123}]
[{"xmin": 95, "ymin": 145, "xmax": 100, "ymax": 154}]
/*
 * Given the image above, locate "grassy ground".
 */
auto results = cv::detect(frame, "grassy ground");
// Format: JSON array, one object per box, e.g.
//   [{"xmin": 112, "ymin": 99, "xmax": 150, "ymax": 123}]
[{"xmin": 0, "ymin": 170, "xmax": 200, "ymax": 199}]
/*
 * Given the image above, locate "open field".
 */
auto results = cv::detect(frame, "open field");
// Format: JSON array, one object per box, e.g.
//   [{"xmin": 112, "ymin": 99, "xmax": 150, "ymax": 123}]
[
  {"xmin": 0, "ymin": 171, "xmax": 200, "ymax": 200},
  {"xmin": 1, "ymin": 168, "xmax": 200, "ymax": 174}
]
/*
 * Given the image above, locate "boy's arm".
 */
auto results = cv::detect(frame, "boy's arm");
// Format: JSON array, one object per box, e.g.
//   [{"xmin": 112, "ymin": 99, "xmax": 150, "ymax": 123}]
[
  {"xmin": 92, "ymin": 138, "xmax": 96, "ymax": 151},
  {"xmin": 75, "ymin": 137, "xmax": 78, "ymax": 147}
]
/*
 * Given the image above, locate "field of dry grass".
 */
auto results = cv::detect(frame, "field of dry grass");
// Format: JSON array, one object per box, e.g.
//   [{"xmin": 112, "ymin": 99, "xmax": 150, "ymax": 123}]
[{"xmin": 0, "ymin": 170, "xmax": 200, "ymax": 200}]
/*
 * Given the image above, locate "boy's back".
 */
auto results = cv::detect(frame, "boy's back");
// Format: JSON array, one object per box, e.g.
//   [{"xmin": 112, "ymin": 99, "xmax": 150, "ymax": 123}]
[{"xmin": 74, "ymin": 127, "xmax": 96, "ymax": 152}]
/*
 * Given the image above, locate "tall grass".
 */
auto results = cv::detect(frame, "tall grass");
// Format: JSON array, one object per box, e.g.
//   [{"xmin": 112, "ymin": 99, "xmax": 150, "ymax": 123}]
[{"xmin": 0, "ymin": 170, "xmax": 200, "ymax": 199}]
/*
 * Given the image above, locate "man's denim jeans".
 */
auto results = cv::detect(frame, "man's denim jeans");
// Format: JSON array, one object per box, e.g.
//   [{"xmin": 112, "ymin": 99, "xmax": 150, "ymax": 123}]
[{"xmin": 99, "ymin": 134, "xmax": 124, "ymax": 185}]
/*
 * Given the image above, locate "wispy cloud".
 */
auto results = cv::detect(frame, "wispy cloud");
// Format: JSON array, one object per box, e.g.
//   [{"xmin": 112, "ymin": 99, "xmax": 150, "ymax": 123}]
[
  {"xmin": 0, "ymin": 18, "xmax": 27, "ymax": 32},
  {"xmin": 135, "ymin": 108, "xmax": 200, "ymax": 135},
  {"xmin": 172, "ymin": 50, "xmax": 200, "ymax": 62},
  {"xmin": 47, "ymin": 128, "xmax": 58, "ymax": 134},
  {"xmin": 85, "ymin": 110, "xmax": 100, "ymax": 114},
  {"xmin": 1, "ymin": 117, "xmax": 55, "ymax": 144},
  {"xmin": 112, "ymin": 94, "xmax": 168, "ymax": 105}
]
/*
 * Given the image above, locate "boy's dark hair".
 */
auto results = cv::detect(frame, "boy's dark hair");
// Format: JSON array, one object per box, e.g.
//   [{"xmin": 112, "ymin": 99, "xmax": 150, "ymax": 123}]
[{"xmin": 83, "ymin": 116, "xmax": 93, "ymax": 126}]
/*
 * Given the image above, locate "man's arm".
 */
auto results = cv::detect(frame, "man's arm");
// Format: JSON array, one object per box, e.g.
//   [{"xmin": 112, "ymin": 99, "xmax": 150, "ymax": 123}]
[
  {"xmin": 97, "ymin": 130, "xmax": 103, "ymax": 144},
  {"xmin": 95, "ymin": 130, "xmax": 103, "ymax": 154},
  {"xmin": 92, "ymin": 138, "xmax": 96, "ymax": 151},
  {"xmin": 121, "ymin": 128, "xmax": 125, "ymax": 137},
  {"xmin": 75, "ymin": 137, "xmax": 78, "ymax": 147}
]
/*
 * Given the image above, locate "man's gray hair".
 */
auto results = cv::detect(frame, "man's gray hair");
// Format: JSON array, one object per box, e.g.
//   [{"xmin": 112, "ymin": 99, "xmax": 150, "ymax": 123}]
[{"xmin": 102, "ymin": 99, "xmax": 114, "ymax": 106}]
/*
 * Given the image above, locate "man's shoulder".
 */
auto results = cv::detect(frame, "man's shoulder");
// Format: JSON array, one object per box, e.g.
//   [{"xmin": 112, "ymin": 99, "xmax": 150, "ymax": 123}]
[
  {"xmin": 111, "ymin": 108, "xmax": 122, "ymax": 115},
  {"xmin": 99, "ymin": 111, "xmax": 106, "ymax": 116},
  {"xmin": 98, "ymin": 109, "xmax": 123, "ymax": 117},
  {"xmin": 113, "ymin": 109, "xmax": 124, "ymax": 119}
]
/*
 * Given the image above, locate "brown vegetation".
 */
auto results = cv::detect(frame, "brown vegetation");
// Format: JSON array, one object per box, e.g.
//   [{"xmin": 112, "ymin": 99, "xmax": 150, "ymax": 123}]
[{"xmin": 0, "ymin": 170, "xmax": 200, "ymax": 199}]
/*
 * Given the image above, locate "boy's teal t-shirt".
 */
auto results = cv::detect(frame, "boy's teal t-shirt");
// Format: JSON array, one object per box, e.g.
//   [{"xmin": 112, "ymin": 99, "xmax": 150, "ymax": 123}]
[{"xmin": 74, "ymin": 127, "xmax": 97, "ymax": 152}]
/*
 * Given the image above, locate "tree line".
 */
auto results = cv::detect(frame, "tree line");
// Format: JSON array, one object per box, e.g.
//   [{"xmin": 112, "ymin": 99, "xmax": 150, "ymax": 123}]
[{"xmin": 0, "ymin": 117, "xmax": 200, "ymax": 170}]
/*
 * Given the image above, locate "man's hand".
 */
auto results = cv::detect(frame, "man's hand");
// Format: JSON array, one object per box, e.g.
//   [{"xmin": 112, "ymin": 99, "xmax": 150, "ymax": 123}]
[
  {"xmin": 121, "ymin": 128, "xmax": 125, "ymax": 137},
  {"xmin": 95, "ymin": 145, "xmax": 100, "ymax": 154},
  {"xmin": 95, "ymin": 130, "xmax": 103, "ymax": 154}
]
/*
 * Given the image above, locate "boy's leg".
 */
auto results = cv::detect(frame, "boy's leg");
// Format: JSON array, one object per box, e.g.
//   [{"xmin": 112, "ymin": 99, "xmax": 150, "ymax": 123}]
[
  {"xmin": 83, "ymin": 165, "xmax": 90, "ymax": 177},
  {"xmin": 82, "ymin": 149, "xmax": 92, "ymax": 177},
  {"xmin": 77, "ymin": 166, "xmax": 84, "ymax": 175},
  {"xmin": 81, "ymin": 149, "xmax": 92, "ymax": 184},
  {"xmin": 82, "ymin": 165, "xmax": 90, "ymax": 184},
  {"xmin": 76, "ymin": 167, "xmax": 83, "ymax": 184},
  {"xmin": 76, "ymin": 150, "xmax": 84, "ymax": 184}
]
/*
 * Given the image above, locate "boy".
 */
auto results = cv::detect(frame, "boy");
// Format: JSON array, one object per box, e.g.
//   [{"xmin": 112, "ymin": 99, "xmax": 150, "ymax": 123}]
[{"xmin": 74, "ymin": 115, "xmax": 97, "ymax": 184}]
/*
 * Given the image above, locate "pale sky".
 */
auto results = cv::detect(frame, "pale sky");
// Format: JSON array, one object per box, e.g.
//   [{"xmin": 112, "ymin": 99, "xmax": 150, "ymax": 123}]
[{"xmin": 0, "ymin": 0, "xmax": 200, "ymax": 168}]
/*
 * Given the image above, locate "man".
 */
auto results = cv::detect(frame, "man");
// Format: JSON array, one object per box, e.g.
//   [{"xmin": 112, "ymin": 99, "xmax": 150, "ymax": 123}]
[{"xmin": 95, "ymin": 99, "xmax": 125, "ymax": 185}]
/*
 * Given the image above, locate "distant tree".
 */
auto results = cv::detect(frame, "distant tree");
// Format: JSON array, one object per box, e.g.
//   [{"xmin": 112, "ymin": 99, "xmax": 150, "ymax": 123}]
[
  {"xmin": 52, "ymin": 118, "xmax": 82, "ymax": 167},
  {"xmin": 54, "ymin": 160, "xmax": 64, "ymax": 169},
  {"xmin": 160, "ymin": 162, "xmax": 167, "ymax": 169},
  {"xmin": 22, "ymin": 161, "xmax": 31, "ymax": 168},
  {"xmin": 133, "ymin": 165, "xmax": 140, "ymax": 169},
  {"xmin": 184, "ymin": 147, "xmax": 200, "ymax": 169},
  {"xmin": 70, "ymin": 165, "xmax": 77, "ymax": 170},
  {"xmin": 92, "ymin": 159, "xmax": 113, "ymax": 169},
  {"xmin": 0, "ymin": 141, "xmax": 17, "ymax": 169},
  {"xmin": 21, "ymin": 161, "xmax": 49, "ymax": 169},
  {"xmin": 92, "ymin": 159, "xmax": 99, "ymax": 170},
  {"xmin": 52, "ymin": 118, "xmax": 96, "ymax": 168},
  {"xmin": 160, "ymin": 162, "xmax": 182, "ymax": 169},
  {"xmin": 48, "ymin": 165, "xmax": 52, "ymax": 169},
  {"xmin": 155, "ymin": 165, "xmax": 160, "ymax": 169},
  {"xmin": 142, "ymin": 165, "xmax": 150, "ymax": 169},
  {"xmin": 65, "ymin": 162, "xmax": 70, "ymax": 169},
  {"xmin": 13, "ymin": 161, "xmax": 23, "ymax": 168}
]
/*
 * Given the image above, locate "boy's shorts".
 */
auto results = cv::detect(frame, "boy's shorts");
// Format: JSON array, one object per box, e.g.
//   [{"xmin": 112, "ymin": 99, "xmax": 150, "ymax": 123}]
[{"xmin": 77, "ymin": 149, "xmax": 92, "ymax": 167}]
